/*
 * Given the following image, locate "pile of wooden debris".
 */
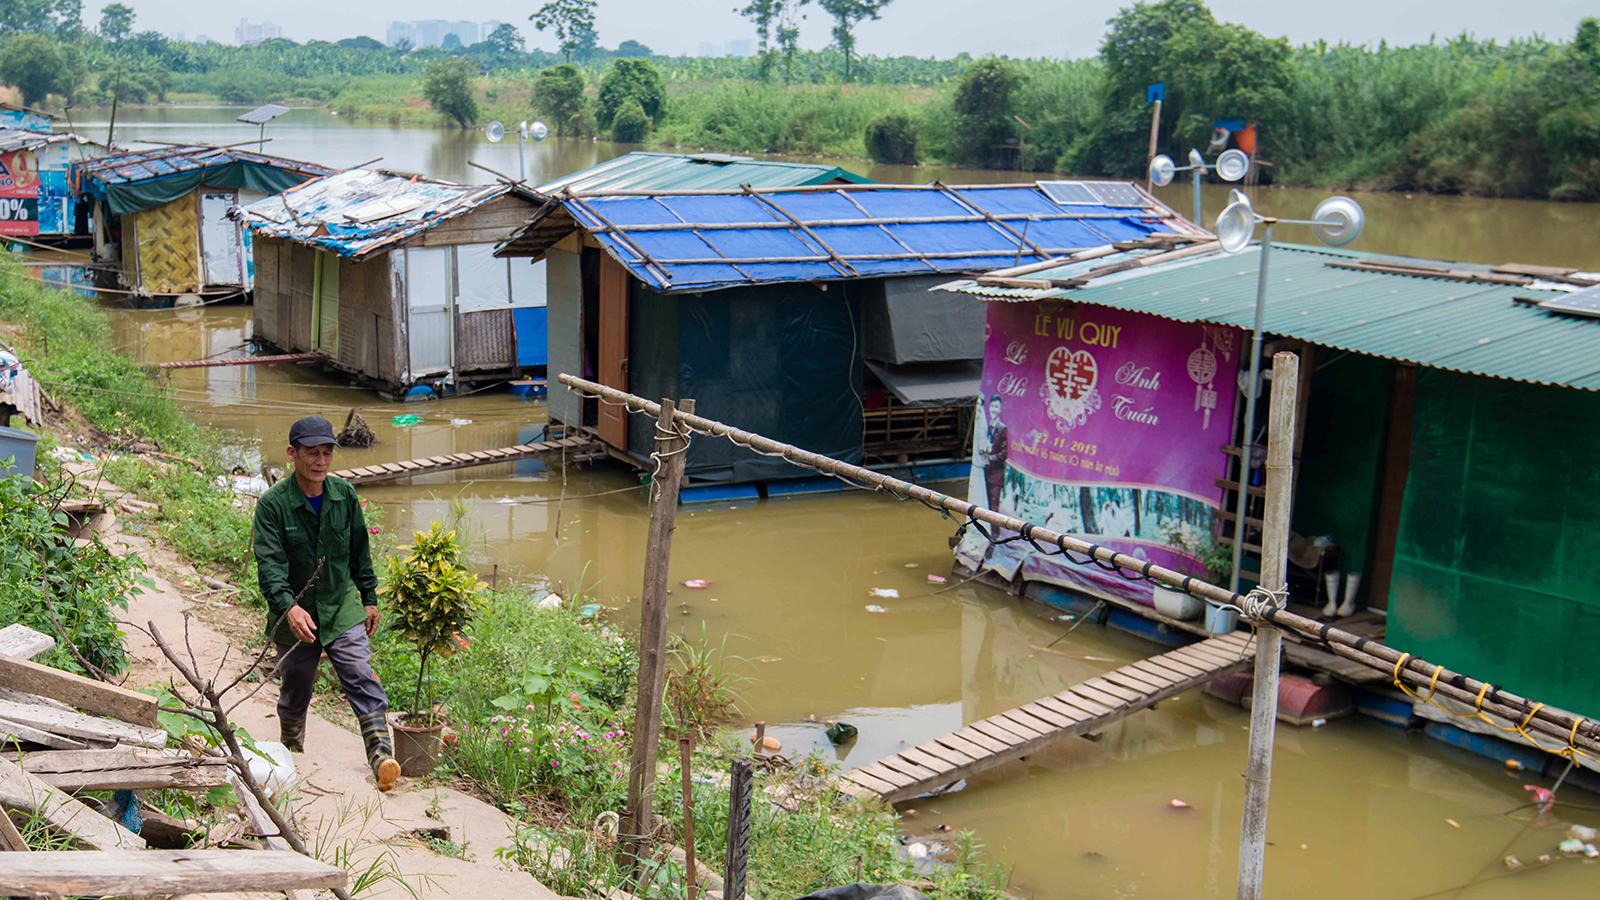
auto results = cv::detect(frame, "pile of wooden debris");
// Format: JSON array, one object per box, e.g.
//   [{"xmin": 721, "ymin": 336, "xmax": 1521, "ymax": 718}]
[{"xmin": 0, "ymin": 623, "xmax": 345, "ymax": 899}]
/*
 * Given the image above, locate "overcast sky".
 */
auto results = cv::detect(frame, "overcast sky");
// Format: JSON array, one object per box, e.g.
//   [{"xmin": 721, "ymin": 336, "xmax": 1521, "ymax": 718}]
[{"xmin": 136, "ymin": 0, "xmax": 1593, "ymax": 58}]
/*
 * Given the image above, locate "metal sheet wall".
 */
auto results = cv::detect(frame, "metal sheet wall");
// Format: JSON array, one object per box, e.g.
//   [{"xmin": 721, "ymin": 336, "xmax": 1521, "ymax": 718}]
[
  {"xmin": 458, "ymin": 308, "xmax": 515, "ymax": 371},
  {"xmin": 1389, "ymin": 369, "xmax": 1600, "ymax": 716},
  {"xmin": 545, "ymin": 247, "xmax": 584, "ymax": 425}
]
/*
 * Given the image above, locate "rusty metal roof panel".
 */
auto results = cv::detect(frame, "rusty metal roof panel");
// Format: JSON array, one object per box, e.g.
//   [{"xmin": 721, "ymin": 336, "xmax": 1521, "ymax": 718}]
[
  {"xmin": 954, "ymin": 243, "xmax": 1600, "ymax": 391},
  {"xmin": 235, "ymin": 168, "xmax": 540, "ymax": 260}
]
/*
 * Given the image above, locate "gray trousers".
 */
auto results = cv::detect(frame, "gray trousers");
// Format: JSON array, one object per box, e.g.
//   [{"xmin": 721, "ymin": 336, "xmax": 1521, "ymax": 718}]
[{"xmin": 275, "ymin": 622, "xmax": 389, "ymax": 723}]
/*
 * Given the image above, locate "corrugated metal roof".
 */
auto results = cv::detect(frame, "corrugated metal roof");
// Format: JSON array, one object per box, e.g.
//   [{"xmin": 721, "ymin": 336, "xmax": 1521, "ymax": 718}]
[
  {"xmin": 536, "ymin": 151, "xmax": 871, "ymax": 194},
  {"xmin": 0, "ymin": 129, "xmax": 76, "ymax": 154},
  {"xmin": 498, "ymin": 181, "xmax": 1198, "ymax": 293},
  {"xmin": 75, "ymin": 144, "xmax": 332, "ymax": 186},
  {"xmin": 235, "ymin": 169, "xmax": 539, "ymax": 261},
  {"xmin": 944, "ymin": 243, "xmax": 1600, "ymax": 391}
]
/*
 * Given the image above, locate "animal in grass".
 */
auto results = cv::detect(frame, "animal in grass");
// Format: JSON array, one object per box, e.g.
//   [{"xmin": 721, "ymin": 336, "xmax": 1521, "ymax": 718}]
[{"xmin": 252, "ymin": 415, "xmax": 400, "ymax": 791}]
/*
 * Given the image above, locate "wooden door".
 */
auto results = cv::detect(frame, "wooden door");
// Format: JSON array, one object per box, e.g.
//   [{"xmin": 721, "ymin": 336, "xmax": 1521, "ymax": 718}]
[{"xmin": 596, "ymin": 255, "xmax": 630, "ymax": 449}]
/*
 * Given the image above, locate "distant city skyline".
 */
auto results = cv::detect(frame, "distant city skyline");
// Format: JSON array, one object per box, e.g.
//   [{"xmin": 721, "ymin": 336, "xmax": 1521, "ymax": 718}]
[
  {"xmin": 122, "ymin": 0, "xmax": 1594, "ymax": 60},
  {"xmin": 384, "ymin": 20, "xmax": 506, "ymax": 49}
]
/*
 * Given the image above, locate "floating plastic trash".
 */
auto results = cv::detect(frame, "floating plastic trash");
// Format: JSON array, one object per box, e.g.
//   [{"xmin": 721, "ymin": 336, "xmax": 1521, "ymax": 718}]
[
  {"xmin": 449, "ymin": 418, "xmax": 473, "ymax": 426},
  {"xmin": 391, "ymin": 414, "xmax": 423, "ymax": 426},
  {"xmin": 683, "ymin": 579, "xmax": 711, "ymax": 589},
  {"xmin": 927, "ymin": 574, "xmax": 948, "ymax": 584},
  {"xmin": 864, "ymin": 605, "xmax": 887, "ymax": 613},
  {"xmin": 904, "ymin": 563, "xmax": 920, "ymax": 568},
  {"xmin": 578, "ymin": 603, "xmax": 601, "ymax": 617},
  {"xmin": 868, "ymin": 588, "xmax": 899, "ymax": 599},
  {"xmin": 825, "ymin": 721, "xmax": 858, "ymax": 745}
]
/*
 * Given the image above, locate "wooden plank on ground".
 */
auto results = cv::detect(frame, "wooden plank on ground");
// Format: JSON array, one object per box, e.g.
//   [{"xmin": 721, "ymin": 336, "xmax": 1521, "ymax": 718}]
[
  {"xmin": 0, "ymin": 716, "xmax": 88, "ymax": 750},
  {"xmin": 6, "ymin": 748, "xmax": 231, "ymax": 792},
  {"xmin": 0, "ymin": 756, "xmax": 144, "ymax": 849},
  {"xmin": 229, "ymin": 773, "xmax": 321, "ymax": 900},
  {"xmin": 950, "ymin": 727, "xmax": 1010, "ymax": 754},
  {"xmin": 1065, "ymin": 685, "xmax": 1126, "ymax": 712},
  {"xmin": 852, "ymin": 762, "xmax": 914, "ymax": 789},
  {"xmin": 1033, "ymin": 695, "xmax": 1094, "ymax": 722},
  {"xmin": 1018, "ymin": 702, "xmax": 1076, "ymax": 729},
  {"xmin": 1052, "ymin": 690, "xmax": 1113, "ymax": 718},
  {"xmin": 840, "ymin": 768, "xmax": 898, "ymax": 797},
  {"xmin": 0, "ymin": 699, "xmax": 164, "ymax": 749},
  {"xmin": 0, "ymin": 654, "xmax": 160, "ymax": 728},
  {"xmin": 969, "ymin": 719, "xmax": 1033, "ymax": 745},
  {"xmin": 913, "ymin": 741, "xmax": 973, "ymax": 768},
  {"xmin": 0, "ymin": 849, "xmax": 345, "ymax": 897},
  {"xmin": 934, "ymin": 733, "xmax": 991, "ymax": 760},
  {"xmin": 0, "ymin": 625, "xmax": 54, "ymax": 662},
  {"xmin": 876, "ymin": 755, "xmax": 940, "ymax": 782},
  {"xmin": 898, "ymin": 747, "xmax": 957, "ymax": 775},
  {"xmin": 1080, "ymin": 678, "xmax": 1141, "ymax": 704}
]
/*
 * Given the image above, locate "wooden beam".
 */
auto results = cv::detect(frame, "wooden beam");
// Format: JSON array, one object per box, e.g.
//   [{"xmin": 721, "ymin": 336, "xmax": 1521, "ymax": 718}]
[
  {"xmin": 1365, "ymin": 364, "xmax": 1417, "ymax": 610},
  {"xmin": 0, "ymin": 718, "xmax": 88, "ymax": 751},
  {"xmin": 228, "ymin": 773, "xmax": 321, "ymax": 900},
  {"xmin": 0, "ymin": 756, "xmax": 144, "ymax": 850},
  {"xmin": 0, "ymin": 654, "xmax": 160, "ymax": 728},
  {"xmin": 0, "ymin": 849, "xmax": 345, "ymax": 897},
  {"xmin": 0, "ymin": 699, "xmax": 164, "ymax": 749},
  {"xmin": 0, "ymin": 626, "xmax": 54, "ymax": 662},
  {"xmin": 4, "ymin": 749, "xmax": 231, "ymax": 792}
]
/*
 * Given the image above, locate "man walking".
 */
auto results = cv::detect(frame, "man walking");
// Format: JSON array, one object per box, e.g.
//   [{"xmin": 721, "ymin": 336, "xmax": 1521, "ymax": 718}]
[{"xmin": 253, "ymin": 416, "xmax": 400, "ymax": 791}]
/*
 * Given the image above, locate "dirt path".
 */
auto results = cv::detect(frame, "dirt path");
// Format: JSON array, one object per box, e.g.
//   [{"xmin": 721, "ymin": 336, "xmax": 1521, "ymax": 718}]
[{"xmin": 72, "ymin": 464, "xmax": 562, "ymax": 900}]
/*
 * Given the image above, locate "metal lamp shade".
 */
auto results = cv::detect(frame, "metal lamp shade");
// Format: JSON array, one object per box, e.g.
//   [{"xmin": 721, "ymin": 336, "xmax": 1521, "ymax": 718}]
[
  {"xmin": 1148, "ymin": 154, "xmax": 1177, "ymax": 187},
  {"xmin": 1215, "ymin": 198, "xmax": 1256, "ymax": 253},
  {"xmin": 485, "ymin": 120, "xmax": 506, "ymax": 142},
  {"xmin": 528, "ymin": 121, "xmax": 549, "ymax": 142},
  {"xmin": 1188, "ymin": 148, "xmax": 1206, "ymax": 168},
  {"xmin": 1216, "ymin": 149, "xmax": 1250, "ymax": 182},
  {"xmin": 1311, "ymin": 196, "xmax": 1366, "ymax": 246}
]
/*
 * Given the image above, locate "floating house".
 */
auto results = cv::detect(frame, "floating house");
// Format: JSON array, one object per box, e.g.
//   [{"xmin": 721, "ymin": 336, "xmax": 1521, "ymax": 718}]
[
  {"xmin": 536, "ymin": 151, "xmax": 871, "ymax": 193},
  {"xmin": 495, "ymin": 180, "xmax": 1196, "ymax": 484},
  {"xmin": 72, "ymin": 145, "xmax": 333, "ymax": 297},
  {"xmin": 0, "ymin": 103, "xmax": 103, "ymax": 240},
  {"xmin": 236, "ymin": 169, "xmax": 546, "ymax": 392},
  {"xmin": 937, "ymin": 242, "xmax": 1600, "ymax": 718}
]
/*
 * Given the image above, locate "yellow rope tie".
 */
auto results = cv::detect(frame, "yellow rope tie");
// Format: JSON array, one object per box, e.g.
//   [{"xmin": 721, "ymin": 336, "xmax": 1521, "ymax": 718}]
[
  {"xmin": 1520, "ymin": 703, "xmax": 1545, "ymax": 730},
  {"xmin": 1391, "ymin": 653, "xmax": 1411, "ymax": 688},
  {"xmin": 1474, "ymin": 682, "xmax": 1491, "ymax": 712}
]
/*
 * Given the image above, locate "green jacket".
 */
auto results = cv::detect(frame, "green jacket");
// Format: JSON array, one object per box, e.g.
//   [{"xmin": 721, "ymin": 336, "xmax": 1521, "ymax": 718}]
[{"xmin": 252, "ymin": 475, "xmax": 378, "ymax": 646}]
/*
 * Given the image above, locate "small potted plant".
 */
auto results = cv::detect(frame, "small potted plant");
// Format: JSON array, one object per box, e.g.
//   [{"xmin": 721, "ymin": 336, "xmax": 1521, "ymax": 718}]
[{"xmin": 378, "ymin": 521, "xmax": 483, "ymax": 775}]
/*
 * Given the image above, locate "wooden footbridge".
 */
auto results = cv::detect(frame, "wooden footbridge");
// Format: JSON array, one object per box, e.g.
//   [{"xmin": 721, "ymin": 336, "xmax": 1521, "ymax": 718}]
[
  {"xmin": 332, "ymin": 435, "xmax": 601, "ymax": 485},
  {"xmin": 837, "ymin": 630, "xmax": 1256, "ymax": 803}
]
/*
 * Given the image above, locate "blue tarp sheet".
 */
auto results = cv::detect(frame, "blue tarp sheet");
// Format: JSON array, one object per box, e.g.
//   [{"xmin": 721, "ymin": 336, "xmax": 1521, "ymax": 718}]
[{"xmin": 557, "ymin": 183, "xmax": 1181, "ymax": 292}]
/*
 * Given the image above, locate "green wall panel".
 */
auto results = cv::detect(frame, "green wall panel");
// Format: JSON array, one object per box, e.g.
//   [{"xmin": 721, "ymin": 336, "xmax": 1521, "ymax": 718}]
[{"xmin": 1390, "ymin": 369, "xmax": 1600, "ymax": 715}]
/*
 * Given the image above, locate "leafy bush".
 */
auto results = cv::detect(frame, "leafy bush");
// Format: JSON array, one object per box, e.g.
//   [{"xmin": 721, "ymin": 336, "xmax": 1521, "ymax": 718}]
[
  {"xmin": 422, "ymin": 56, "xmax": 480, "ymax": 128},
  {"xmin": 609, "ymin": 96, "xmax": 650, "ymax": 142},
  {"xmin": 864, "ymin": 112, "xmax": 917, "ymax": 164},
  {"xmin": 531, "ymin": 63, "xmax": 588, "ymax": 136},
  {"xmin": 0, "ymin": 475, "xmax": 137, "ymax": 677},
  {"xmin": 378, "ymin": 521, "xmax": 484, "ymax": 716},
  {"xmin": 596, "ymin": 58, "xmax": 665, "ymax": 129}
]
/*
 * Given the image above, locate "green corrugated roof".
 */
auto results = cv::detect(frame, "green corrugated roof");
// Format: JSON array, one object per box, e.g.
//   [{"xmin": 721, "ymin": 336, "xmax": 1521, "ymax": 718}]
[
  {"xmin": 536, "ymin": 151, "xmax": 872, "ymax": 193},
  {"xmin": 953, "ymin": 243, "xmax": 1600, "ymax": 391}
]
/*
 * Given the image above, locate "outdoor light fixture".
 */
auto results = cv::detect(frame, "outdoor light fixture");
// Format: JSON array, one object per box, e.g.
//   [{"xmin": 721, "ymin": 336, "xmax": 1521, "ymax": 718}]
[
  {"xmin": 1217, "ymin": 190, "xmax": 1366, "ymax": 593},
  {"xmin": 484, "ymin": 119, "xmax": 550, "ymax": 182},
  {"xmin": 1147, "ymin": 148, "xmax": 1249, "ymax": 226}
]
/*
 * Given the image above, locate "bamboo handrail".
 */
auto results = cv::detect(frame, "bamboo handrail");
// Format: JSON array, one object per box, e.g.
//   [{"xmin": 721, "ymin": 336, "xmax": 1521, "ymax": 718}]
[{"xmin": 556, "ymin": 373, "xmax": 1600, "ymax": 759}]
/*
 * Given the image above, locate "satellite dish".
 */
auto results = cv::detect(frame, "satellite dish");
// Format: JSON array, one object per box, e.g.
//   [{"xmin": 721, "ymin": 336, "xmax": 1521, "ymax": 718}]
[
  {"xmin": 485, "ymin": 120, "xmax": 506, "ymax": 143},
  {"xmin": 1311, "ymin": 195, "xmax": 1366, "ymax": 247},
  {"xmin": 1187, "ymin": 148, "xmax": 1205, "ymax": 169},
  {"xmin": 528, "ymin": 120, "xmax": 549, "ymax": 143},
  {"xmin": 1148, "ymin": 154, "xmax": 1176, "ymax": 187},
  {"xmin": 1216, "ymin": 148, "xmax": 1250, "ymax": 183},
  {"xmin": 1215, "ymin": 196, "xmax": 1257, "ymax": 254}
]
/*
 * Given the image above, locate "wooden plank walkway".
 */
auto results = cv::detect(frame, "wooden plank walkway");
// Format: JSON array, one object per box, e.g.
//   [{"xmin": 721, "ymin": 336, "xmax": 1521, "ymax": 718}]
[
  {"xmin": 158, "ymin": 352, "xmax": 326, "ymax": 369},
  {"xmin": 332, "ymin": 435, "xmax": 602, "ymax": 485},
  {"xmin": 837, "ymin": 630, "xmax": 1256, "ymax": 803}
]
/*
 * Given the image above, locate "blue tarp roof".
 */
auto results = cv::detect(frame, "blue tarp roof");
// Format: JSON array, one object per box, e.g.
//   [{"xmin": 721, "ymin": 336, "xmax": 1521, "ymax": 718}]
[{"xmin": 497, "ymin": 181, "xmax": 1195, "ymax": 292}]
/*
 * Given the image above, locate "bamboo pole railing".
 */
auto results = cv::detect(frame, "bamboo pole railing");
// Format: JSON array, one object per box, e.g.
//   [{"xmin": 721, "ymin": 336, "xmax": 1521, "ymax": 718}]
[{"xmin": 556, "ymin": 373, "xmax": 1600, "ymax": 761}]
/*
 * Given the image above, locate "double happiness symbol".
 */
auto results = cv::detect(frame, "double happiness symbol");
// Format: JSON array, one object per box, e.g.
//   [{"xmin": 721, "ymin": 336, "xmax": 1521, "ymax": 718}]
[{"xmin": 1041, "ymin": 346, "xmax": 1101, "ymax": 432}]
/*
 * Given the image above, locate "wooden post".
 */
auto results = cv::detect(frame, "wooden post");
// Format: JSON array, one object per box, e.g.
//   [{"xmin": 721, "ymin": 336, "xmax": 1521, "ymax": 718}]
[
  {"xmin": 1145, "ymin": 98, "xmax": 1162, "ymax": 191},
  {"xmin": 620, "ymin": 398, "xmax": 694, "ymax": 874},
  {"xmin": 723, "ymin": 757, "xmax": 753, "ymax": 900},
  {"xmin": 679, "ymin": 736, "xmax": 698, "ymax": 900},
  {"xmin": 1237, "ymin": 351, "xmax": 1298, "ymax": 900}
]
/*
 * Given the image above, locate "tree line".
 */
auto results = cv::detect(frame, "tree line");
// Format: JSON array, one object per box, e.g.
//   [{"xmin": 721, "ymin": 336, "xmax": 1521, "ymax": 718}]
[{"xmin": 2, "ymin": 1, "xmax": 1596, "ymax": 200}]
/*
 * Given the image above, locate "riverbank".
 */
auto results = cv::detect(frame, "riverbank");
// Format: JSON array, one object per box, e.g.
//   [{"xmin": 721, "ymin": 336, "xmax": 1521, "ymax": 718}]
[{"xmin": 0, "ymin": 261, "xmax": 1012, "ymax": 898}]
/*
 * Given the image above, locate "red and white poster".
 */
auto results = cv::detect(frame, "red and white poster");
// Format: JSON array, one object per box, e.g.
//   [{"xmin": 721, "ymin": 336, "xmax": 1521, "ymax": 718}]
[{"xmin": 0, "ymin": 149, "xmax": 41, "ymax": 236}]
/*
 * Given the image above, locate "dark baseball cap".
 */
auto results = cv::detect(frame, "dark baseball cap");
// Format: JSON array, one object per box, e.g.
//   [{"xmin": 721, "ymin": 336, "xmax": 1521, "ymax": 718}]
[{"xmin": 288, "ymin": 416, "xmax": 337, "ymax": 448}]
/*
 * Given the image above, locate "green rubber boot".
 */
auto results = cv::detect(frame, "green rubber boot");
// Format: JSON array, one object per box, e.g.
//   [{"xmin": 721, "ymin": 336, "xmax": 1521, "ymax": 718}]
[
  {"xmin": 358, "ymin": 711, "xmax": 400, "ymax": 791},
  {"xmin": 279, "ymin": 716, "xmax": 306, "ymax": 754}
]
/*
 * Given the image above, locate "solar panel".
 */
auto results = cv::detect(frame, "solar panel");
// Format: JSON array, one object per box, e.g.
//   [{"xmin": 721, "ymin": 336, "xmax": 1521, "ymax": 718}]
[
  {"xmin": 1082, "ymin": 181, "xmax": 1147, "ymax": 208},
  {"xmin": 1038, "ymin": 181, "xmax": 1097, "ymax": 205},
  {"xmin": 1537, "ymin": 285, "xmax": 1600, "ymax": 319},
  {"xmin": 237, "ymin": 104, "xmax": 290, "ymax": 125}
]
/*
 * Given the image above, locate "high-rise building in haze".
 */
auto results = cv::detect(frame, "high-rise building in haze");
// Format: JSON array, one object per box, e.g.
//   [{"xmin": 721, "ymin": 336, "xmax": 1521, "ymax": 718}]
[
  {"xmin": 235, "ymin": 19, "xmax": 282, "ymax": 46},
  {"xmin": 385, "ymin": 20, "xmax": 498, "ymax": 49}
]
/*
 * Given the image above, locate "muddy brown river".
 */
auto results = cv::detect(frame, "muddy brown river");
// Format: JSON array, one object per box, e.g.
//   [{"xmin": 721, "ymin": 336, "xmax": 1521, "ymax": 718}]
[{"xmin": 80, "ymin": 107, "xmax": 1600, "ymax": 899}]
